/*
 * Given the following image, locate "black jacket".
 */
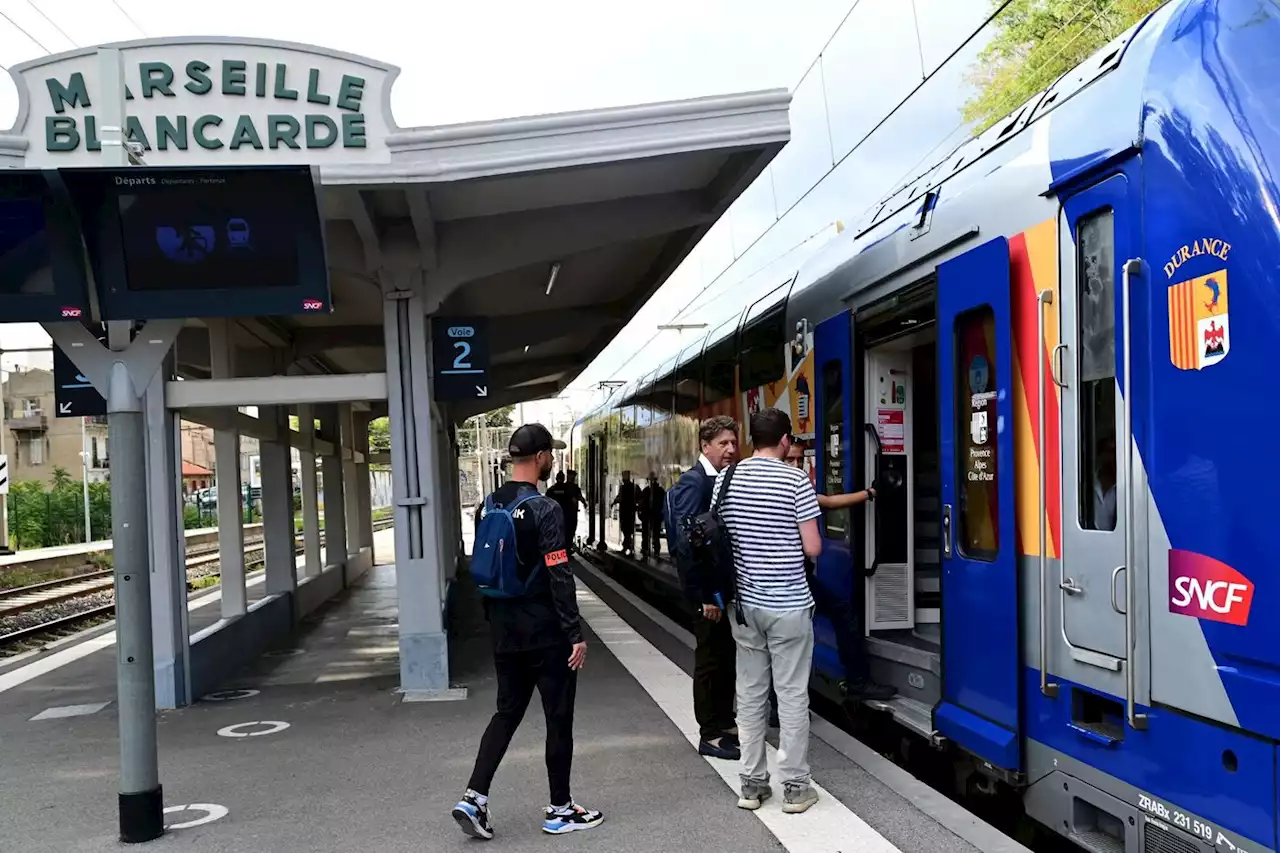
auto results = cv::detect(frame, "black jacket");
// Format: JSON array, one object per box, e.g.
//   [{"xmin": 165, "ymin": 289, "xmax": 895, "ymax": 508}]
[
  {"xmin": 478, "ymin": 481, "xmax": 583, "ymax": 653},
  {"xmin": 664, "ymin": 463, "xmax": 719, "ymax": 605}
]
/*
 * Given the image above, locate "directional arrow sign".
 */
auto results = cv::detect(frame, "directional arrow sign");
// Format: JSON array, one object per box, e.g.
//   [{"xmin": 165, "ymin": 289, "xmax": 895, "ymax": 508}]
[
  {"xmin": 431, "ymin": 317, "xmax": 491, "ymax": 403},
  {"xmin": 53, "ymin": 321, "xmax": 107, "ymax": 419}
]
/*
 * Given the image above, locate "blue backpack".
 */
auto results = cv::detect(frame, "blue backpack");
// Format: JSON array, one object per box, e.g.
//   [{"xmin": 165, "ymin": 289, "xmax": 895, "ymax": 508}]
[{"xmin": 471, "ymin": 492, "xmax": 542, "ymax": 598}]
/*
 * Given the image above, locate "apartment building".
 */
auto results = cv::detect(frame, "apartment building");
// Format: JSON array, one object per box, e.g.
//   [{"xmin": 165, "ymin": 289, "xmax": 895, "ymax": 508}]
[{"xmin": 1, "ymin": 367, "xmax": 108, "ymax": 487}]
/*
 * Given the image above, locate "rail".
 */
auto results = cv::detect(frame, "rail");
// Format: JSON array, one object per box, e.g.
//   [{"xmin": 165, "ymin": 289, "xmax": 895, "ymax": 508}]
[{"xmin": 0, "ymin": 519, "xmax": 393, "ymax": 649}]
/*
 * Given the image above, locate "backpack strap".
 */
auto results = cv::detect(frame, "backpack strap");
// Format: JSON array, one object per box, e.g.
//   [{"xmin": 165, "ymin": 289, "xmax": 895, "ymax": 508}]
[{"xmin": 713, "ymin": 462, "xmax": 739, "ymax": 512}]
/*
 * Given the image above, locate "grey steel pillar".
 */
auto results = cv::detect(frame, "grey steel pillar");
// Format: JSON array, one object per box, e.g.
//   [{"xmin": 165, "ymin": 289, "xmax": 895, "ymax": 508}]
[
  {"xmin": 259, "ymin": 406, "xmax": 297, "ymax": 596},
  {"xmin": 208, "ymin": 319, "xmax": 245, "ymax": 617},
  {"xmin": 145, "ymin": 359, "xmax": 190, "ymax": 709},
  {"xmin": 108, "ymin": 354, "xmax": 163, "ymax": 841},
  {"xmin": 319, "ymin": 405, "xmax": 347, "ymax": 571},
  {"xmin": 383, "ymin": 269, "xmax": 448, "ymax": 697},
  {"xmin": 353, "ymin": 411, "xmax": 374, "ymax": 552},
  {"xmin": 341, "ymin": 403, "xmax": 360, "ymax": 563},
  {"xmin": 297, "ymin": 404, "xmax": 322, "ymax": 578}
]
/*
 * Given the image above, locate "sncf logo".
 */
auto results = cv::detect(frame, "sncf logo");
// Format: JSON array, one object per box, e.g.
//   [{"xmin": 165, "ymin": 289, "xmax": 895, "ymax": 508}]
[{"xmin": 1168, "ymin": 549, "xmax": 1254, "ymax": 627}]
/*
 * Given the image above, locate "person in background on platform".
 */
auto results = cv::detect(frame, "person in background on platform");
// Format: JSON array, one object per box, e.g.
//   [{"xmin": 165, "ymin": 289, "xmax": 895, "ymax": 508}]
[
  {"xmin": 665, "ymin": 415, "xmax": 741, "ymax": 761},
  {"xmin": 784, "ymin": 441, "xmax": 895, "ymax": 703},
  {"xmin": 713, "ymin": 408, "xmax": 822, "ymax": 814},
  {"xmin": 452, "ymin": 424, "xmax": 603, "ymax": 840},
  {"xmin": 639, "ymin": 472, "xmax": 666, "ymax": 559},
  {"xmin": 565, "ymin": 470, "xmax": 587, "ymax": 542},
  {"xmin": 612, "ymin": 470, "xmax": 639, "ymax": 556},
  {"xmin": 546, "ymin": 472, "xmax": 587, "ymax": 555}
]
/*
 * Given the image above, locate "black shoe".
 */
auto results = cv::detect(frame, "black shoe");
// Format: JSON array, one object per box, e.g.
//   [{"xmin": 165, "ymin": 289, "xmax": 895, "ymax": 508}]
[
  {"xmin": 452, "ymin": 790, "xmax": 494, "ymax": 840},
  {"xmin": 698, "ymin": 736, "xmax": 741, "ymax": 760},
  {"xmin": 845, "ymin": 678, "xmax": 897, "ymax": 701},
  {"xmin": 543, "ymin": 801, "xmax": 604, "ymax": 834},
  {"xmin": 719, "ymin": 731, "xmax": 740, "ymax": 748}
]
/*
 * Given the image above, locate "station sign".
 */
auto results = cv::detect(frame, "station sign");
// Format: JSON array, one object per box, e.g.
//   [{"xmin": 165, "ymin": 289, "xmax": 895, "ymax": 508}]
[
  {"xmin": 431, "ymin": 317, "xmax": 491, "ymax": 402},
  {"xmin": 54, "ymin": 341, "xmax": 106, "ymax": 418}
]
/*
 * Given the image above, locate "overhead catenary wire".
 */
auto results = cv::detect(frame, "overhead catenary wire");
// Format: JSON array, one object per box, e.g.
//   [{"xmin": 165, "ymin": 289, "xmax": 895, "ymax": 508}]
[
  {"xmin": 27, "ymin": 1, "xmax": 77, "ymax": 48},
  {"xmin": 589, "ymin": 0, "xmax": 1017, "ymax": 388},
  {"xmin": 0, "ymin": 7, "xmax": 51, "ymax": 54},
  {"xmin": 111, "ymin": 0, "xmax": 148, "ymax": 38}
]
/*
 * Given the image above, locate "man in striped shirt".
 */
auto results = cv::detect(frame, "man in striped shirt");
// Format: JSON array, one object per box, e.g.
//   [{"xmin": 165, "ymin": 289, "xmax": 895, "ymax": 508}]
[{"xmin": 711, "ymin": 407, "xmax": 823, "ymax": 814}]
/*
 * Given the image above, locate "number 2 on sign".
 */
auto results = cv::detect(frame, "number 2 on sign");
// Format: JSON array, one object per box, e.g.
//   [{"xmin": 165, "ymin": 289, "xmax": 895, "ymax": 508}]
[{"xmin": 453, "ymin": 341, "xmax": 472, "ymax": 370}]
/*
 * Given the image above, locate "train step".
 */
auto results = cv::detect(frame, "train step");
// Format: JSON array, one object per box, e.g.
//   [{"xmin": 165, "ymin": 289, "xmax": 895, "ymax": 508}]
[{"xmin": 863, "ymin": 694, "xmax": 939, "ymax": 744}]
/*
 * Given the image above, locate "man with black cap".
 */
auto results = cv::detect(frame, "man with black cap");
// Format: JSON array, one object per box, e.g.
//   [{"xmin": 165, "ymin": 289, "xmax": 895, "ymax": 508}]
[{"xmin": 453, "ymin": 423, "xmax": 604, "ymax": 839}]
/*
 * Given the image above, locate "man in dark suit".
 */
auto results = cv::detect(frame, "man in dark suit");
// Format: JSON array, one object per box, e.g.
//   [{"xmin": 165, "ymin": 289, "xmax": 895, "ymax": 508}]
[
  {"xmin": 612, "ymin": 471, "xmax": 639, "ymax": 556},
  {"xmin": 664, "ymin": 415, "xmax": 740, "ymax": 760},
  {"xmin": 639, "ymin": 472, "xmax": 665, "ymax": 559}
]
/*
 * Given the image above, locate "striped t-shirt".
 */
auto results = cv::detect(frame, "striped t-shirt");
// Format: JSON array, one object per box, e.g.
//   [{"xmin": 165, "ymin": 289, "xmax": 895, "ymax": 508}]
[{"xmin": 711, "ymin": 456, "xmax": 822, "ymax": 611}]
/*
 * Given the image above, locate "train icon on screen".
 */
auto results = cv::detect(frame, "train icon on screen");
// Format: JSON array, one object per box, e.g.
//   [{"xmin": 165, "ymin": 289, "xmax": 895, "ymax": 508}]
[{"xmin": 226, "ymin": 218, "xmax": 251, "ymax": 249}]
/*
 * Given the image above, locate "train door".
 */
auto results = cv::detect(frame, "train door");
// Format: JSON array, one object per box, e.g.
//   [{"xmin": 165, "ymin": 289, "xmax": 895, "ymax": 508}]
[
  {"xmin": 864, "ymin": 348, "xmax": 915, "ymax": 632},
  {"xmin": 586, "ymin": 439, "xmax": 598, "ymax": 545},
  {"xmin": 935, "ymin": 237, "xmax": 1022, "ymax": 773},
  {"xmin": 1058, "ymin": 174, "xmax": 1136, "ymax": 664},
  {"xmin": 812, "ymin": 310, "xmax": 857, "ymax": 678}
]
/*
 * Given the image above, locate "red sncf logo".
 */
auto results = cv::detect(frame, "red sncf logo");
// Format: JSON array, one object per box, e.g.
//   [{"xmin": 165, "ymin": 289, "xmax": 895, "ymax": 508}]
[
  {"xmin": 302, "ymin": 299, "xmax": 324, "ymax": 311},
  {"xmin": 1168, "ymin": 549, "xmax": 1254, "ymax": 627}
]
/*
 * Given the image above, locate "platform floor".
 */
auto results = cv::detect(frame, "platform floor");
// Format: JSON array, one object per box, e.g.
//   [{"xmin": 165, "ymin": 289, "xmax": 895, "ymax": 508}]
[{"xmin": 0, "ymin": 529, "xmax": 1022, "ymax": 853}]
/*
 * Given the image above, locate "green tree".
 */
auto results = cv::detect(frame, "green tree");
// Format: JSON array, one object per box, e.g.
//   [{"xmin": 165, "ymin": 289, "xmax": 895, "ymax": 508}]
[
  {"xmin": 456, "ymin": 405, "xmax": 516, "ymax": 454},
  {"xmin": 368, "ymin": 417, "xmax": 391, "ymax": 454},
  {"xmin": 962, "ymin": 0, "xmax": 1166, "ymax": 133}
]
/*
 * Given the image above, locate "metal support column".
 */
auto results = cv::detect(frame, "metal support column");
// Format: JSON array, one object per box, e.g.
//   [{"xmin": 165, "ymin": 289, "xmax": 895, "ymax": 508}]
[
  {"xmin": 382, "ymin": 269, "xmax": 452, "ymax": 699},
  {"xmin": 297, "ymin": 404, "xmax": 322, "ymax": 578},
  {"xmin": 353, "ymin": 411, "xmax": 374, "ymax": 552},
  {"xmin": 341, "ymin": 403, "xmax": 360, "ymax": 563},
  {"xmin": 208, "ymin": 319, "xmax": 245, "ymax": 617},
  {"xmin": 319, "ymin": 405, "xmax": 347, "ymax": 572},
  {"xmin": 259, "ymin": 405, "xmax": 297, "ymax": 596},
  {"xmin": 145, "ymin": 357, "xmax": 190, "ymax": 709}
]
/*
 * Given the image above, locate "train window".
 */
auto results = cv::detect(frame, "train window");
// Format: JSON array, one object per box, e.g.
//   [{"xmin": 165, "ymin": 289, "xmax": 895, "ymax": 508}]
[
  {"xmin": 1076, "ymin": 209, "xmax": 1117, "ymax": 532},
  {"xmin": 819, "ymin": 358, "xmax": 850, "ymax": 540},
  {"xmin": 954, "ymin": 305, "xmax": 1000, "ymax": 560},
  {"xmin": 674, "ymin": 355, "xmax": 702, "ymax": 416},
  {"xmin": 702, "ymin": 333, "xmax": 737, "ymax": 406},
  {"xmin": 738, "ymin": 306, "xmax": 787, "ymax": 390}
]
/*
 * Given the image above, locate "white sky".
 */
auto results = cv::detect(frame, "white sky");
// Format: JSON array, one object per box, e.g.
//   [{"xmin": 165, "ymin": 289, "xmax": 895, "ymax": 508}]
[
  {"xmin": 0, "ymin": 0, "xmax": 852, "ymax": 355},
  {"xmin": 0, "ymin": 0, "xmax": 993, "ymax": 419}
]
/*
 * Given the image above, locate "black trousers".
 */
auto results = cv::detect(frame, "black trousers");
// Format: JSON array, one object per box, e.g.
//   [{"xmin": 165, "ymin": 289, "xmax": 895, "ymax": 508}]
[
  {"xmin": 619, "ymin": 516, "xmax": 635, "ymax": 553},
  {"xmin": 811, "ymin": 580, "xmax": 867, "ymax": 682},
  {"xmin": 564, "ymin": 513, "xmax": 578, "ymax": 554},
  {"xmin": 640, "ymin": 516, "xmax": 662, "ymax": 556},
  {"xmin": 467, "ymin": 646, "xmax": 578, "ymax": 806},
  {"xmin": 693, "ymin": 612, "xmax": 737, "ymax": 740}
]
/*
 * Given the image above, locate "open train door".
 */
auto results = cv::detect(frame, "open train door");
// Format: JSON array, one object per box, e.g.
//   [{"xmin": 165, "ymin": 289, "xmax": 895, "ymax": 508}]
[
  {"xmin": 935, "ymin": 236, "xmax": 1023, "ymax": 775},
  {"xmin": 811, "ymin": 309, "xmax": 857, "ymax": 678}
]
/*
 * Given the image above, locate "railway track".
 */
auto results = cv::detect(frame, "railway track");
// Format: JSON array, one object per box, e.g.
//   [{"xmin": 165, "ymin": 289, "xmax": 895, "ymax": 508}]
[{"xmin": 0, "ymin": 518, "xmax": 394, "ymax": 651}]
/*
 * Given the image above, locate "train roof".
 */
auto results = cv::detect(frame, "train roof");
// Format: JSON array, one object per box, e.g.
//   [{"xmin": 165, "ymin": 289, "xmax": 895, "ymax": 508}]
[{"xmin": 578, "ymin": 0, "xmax": 1183, "ymax": 422}]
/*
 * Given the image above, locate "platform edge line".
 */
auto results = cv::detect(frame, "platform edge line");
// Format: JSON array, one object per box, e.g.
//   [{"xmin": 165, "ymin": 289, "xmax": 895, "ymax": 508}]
[{"xmin": 574, "ymin": 558, "xmax": 1032, "ymax": 853}]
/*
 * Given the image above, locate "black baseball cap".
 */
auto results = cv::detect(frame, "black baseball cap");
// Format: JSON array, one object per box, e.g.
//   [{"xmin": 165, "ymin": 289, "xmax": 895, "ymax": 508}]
[{"xmin": 507, "ymin": 423, "xmax": 566, "ymax": 457}]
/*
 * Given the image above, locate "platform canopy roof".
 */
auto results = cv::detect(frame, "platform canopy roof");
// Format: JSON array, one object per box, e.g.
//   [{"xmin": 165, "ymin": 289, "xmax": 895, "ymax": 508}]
[{"xmin": 4, "ymin": 37, "xmax": 790, "ymax": 422}]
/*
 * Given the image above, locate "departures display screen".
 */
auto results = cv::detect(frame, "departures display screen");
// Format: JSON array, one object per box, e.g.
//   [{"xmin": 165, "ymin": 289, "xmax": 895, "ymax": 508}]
[
  {"xmin": 0, "ymin": 175, "xmax": 55, "ymax": 298},
  {"xmin": 58, "ymin": 165, "xmax": 331, "ymax": 320},
  {"xmin": 115, "ymin": 171, "xmax": 302, "ymax": 292}
]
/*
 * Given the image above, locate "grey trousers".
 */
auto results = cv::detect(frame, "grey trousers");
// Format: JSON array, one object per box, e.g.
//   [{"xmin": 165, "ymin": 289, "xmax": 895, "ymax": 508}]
[{"xmin": 731, "ymin": 603, "xmax": 814, "ymax": 787}]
